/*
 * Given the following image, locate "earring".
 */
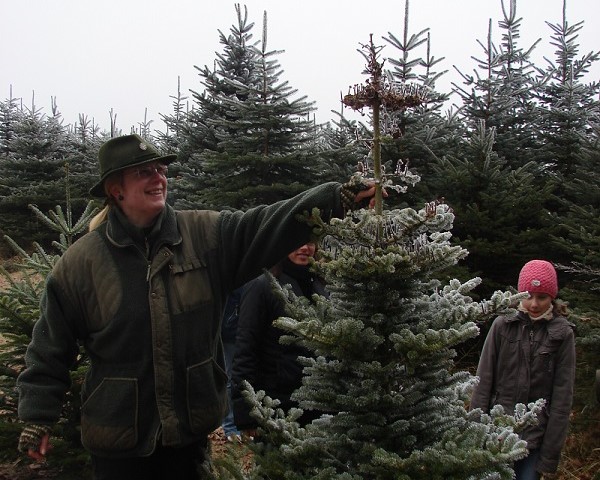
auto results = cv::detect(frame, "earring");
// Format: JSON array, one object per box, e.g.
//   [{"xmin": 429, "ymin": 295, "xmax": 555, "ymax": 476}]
[{"xmin": 118, "ymin": 194, "xmax": 124, "ymax": 201}]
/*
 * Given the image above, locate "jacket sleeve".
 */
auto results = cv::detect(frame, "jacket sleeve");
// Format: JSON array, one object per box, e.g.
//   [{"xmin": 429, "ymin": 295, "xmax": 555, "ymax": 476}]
[
  {"xmin": 218, "ymin": 182, "xmax": 343, "ymax": 289},
  {"xmin": 537, "ymin": 322, "xmax": 576, "ymax": 473},
  {"xmin": 470, "ymin": 318, "xmax": 501, "ymax": 412},
  {"xmin": 17, "ymin": 273, "xmax": 81, "ymax": 425},
  {"xmin": 231, "ymin": 277, "xmax": 270, "ymax": 430}
]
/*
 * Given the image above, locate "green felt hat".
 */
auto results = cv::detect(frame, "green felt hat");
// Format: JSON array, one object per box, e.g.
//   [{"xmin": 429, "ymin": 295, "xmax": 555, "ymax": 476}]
[{"xmin": 89, "ymin": 134, "xmax": 177, "ymax": 197}]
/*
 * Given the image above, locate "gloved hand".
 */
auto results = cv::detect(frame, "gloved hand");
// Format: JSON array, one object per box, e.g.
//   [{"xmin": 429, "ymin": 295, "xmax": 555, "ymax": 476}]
[{"xmin": 18, "ymin": 424, "xmax": 52, "ymax": 461}]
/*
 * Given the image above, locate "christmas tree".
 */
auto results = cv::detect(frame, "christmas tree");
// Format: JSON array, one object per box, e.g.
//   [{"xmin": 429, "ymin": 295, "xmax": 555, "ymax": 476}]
[
  {"xmin": 0, "ymin": 177, "xmax": 96, "ymax": 468},
  {"xmin": 231, "ymin": 37, "xmax": 541, "ymax": 480},
  {"xmin": 172, "ymin": 4, "xmax": 323, "ymax": 211}
]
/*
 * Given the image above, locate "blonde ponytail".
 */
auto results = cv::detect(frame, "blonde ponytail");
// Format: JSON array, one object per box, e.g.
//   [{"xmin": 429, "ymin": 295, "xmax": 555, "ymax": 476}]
[
  {"xmin": 89, "ymin": 205, "xmax": 110, "ymax": 231},
  {"xmin": 89, "ymin": 172, "xmax": 122, "ymax": 231}
]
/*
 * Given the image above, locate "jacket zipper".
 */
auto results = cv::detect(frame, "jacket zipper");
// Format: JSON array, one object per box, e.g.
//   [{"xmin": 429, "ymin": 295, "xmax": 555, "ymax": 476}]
[
  {"xmin": 145, "ymin": 238, "xmax": 151, "ymax": 282},
  {"xmin": 133, "ymin": 239, "xmax": 152, "ymax": 282},
  {"xmin": 529, "ymin": 326, "xmax": 536, "ymax": 361}
]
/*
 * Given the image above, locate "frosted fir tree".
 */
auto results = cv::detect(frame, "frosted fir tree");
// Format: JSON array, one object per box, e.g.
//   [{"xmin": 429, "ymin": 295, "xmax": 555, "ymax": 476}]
[{"xmin": 227, "ymin": 37, "xmax": 541, "ymax": 480}]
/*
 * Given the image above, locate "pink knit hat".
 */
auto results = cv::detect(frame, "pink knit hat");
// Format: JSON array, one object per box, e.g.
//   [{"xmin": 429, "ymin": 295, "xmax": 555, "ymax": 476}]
[{"xmin": 518, "ymin": 260, "xmax": 558, "ymax": 298}]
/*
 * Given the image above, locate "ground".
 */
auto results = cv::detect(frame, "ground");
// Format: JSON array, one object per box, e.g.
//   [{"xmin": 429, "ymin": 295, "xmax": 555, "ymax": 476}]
[
  {"xmin": 0, "ymin": 271, "xmax": 13, "ymax": 291},
  {"xmin": 0, "ymin": 428, "xmax": 243, "ymax": 479}
]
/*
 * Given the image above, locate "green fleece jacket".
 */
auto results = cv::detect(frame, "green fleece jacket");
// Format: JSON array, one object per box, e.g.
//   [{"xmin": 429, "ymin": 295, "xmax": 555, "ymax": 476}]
[{"xmin": 17, "ymin": 182, "xmax": 342, "ymax": 458}]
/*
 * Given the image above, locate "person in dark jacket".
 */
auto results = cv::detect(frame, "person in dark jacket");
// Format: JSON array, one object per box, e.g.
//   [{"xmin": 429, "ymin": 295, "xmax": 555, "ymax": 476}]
[
  {"xmin": 232, "ymin": 242, "xmax": 325, "ymax": 438},
  {"xmin": 15, "ymin": 134, "xmax": 377, "ymax": 480},
  {"xmin": 470, "ymin": 260, "xmax": 576, "ymax": 480}
]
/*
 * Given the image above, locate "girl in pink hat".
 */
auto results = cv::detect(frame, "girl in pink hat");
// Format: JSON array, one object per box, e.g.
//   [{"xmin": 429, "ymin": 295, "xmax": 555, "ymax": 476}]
[{"xmin": 470, "ymin": 260, "xmax": 576, "ymax": 480}]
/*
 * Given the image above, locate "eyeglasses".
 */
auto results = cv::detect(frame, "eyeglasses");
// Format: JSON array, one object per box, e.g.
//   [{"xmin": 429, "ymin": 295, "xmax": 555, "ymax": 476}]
[{"xmin": 125, "ymin": 163, "xmax": 168, "ymax": 179}]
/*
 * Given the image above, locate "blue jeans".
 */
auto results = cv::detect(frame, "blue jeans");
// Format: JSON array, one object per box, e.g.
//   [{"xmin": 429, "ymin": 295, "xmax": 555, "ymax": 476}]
[
  {"xmin": 221, "ymin": 341, "xmax": 240, "ymax": 437},
  {"xmin": 514, "ymin": 448, "xmax": 541, "ymax": 480}
]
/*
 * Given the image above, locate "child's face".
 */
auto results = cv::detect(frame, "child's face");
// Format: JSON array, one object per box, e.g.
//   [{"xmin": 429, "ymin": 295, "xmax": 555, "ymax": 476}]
[
  {"xmin": 521, "ymin": 292, "xmax": 553, "ymax": 317},
  {"xmin": 287, "ymin": 243, "xmax": 316, "ymax": 266}
]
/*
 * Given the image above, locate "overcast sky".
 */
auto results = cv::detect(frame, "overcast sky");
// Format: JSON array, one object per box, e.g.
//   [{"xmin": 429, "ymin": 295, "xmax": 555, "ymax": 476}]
[{"xmin": 2, "ymin": 0, "xmax": 599, "ymax": 133}]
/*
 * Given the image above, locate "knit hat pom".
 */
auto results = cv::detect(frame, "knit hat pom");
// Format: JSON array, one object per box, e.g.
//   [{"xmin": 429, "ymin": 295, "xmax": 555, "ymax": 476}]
[{"xmin": 518, "ymin": 260, "xmax": 558, "ymax": 298}]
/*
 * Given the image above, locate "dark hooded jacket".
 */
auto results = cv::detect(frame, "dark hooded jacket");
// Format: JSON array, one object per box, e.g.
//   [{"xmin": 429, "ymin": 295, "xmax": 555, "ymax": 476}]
[
  {"xmin": 231, "ymin": 257, "xmax": 327, "ymax": 431},
  {"xmin": 470, "ymin": 310, "xmax": 576, "ymax": 473},
  {"xmin": 17, "ymin": 183, "xmax": 342, "ymax": 458}
]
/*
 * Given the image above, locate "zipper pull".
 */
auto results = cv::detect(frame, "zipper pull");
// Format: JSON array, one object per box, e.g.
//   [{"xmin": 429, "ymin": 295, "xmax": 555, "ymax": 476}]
[
  {"xmin": 145, "ymin": 238, "xmax": 151, "ymax": 281},
  {"xmin": 529, "ymin": 328, "xmax": 534, "ymax": 347}
]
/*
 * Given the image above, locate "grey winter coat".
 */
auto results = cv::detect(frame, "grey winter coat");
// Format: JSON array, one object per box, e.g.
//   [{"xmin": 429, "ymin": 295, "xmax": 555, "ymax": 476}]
[
  {"xmin": 17, "ymin": 183, "xmax": 342, "ymax": 458},
  {"xmin": 470, "ymin": 310, "xmax": 576, "ymax": 473}
]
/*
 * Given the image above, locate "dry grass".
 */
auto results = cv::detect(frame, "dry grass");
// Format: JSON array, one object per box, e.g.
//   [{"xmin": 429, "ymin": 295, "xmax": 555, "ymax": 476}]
[{"xmin": 558, "ymin": 410, "xmax": 600, "ymax": 480}]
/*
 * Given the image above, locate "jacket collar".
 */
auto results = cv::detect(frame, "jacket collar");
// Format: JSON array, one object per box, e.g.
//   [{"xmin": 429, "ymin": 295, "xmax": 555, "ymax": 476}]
[
  {"xmin": 508, "ymin": 310, "xmax": 552, "ymax": 324},
  {"xmin": 106, "ymin": 204, "xmax": 182, "ymax": 250}
]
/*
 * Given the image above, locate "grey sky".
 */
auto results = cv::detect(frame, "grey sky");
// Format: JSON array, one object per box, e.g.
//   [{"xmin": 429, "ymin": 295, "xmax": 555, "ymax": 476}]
[{"xmin": 2, "ymin": 0, "xmax": 598, "ymax": 133}]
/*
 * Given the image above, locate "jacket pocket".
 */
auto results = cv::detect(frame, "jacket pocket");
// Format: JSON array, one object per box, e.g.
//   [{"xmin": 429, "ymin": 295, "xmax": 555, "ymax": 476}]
[
  {"xmin": 81, "ymin": 377, "xmax": 138, "ymax": 452},
  {"xmin": 187, "ymin": 359, "xmax": 228, "ymax": 434},
  {"xmin": 537, "ymin": 335, "xmax": 560, "ymax": 373},
  {"xmin": 538, "ymin": 350, "xmax": 556, "ymax": 374},
  {"xmin": 169, "ymin": 258, "xmax": 213, "ymax": 314}
]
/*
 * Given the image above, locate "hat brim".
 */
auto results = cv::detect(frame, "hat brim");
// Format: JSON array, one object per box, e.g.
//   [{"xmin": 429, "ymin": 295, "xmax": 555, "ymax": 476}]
[{"xmin": 89, "ymin": 154, "xmax": 177, "ymax": 198}]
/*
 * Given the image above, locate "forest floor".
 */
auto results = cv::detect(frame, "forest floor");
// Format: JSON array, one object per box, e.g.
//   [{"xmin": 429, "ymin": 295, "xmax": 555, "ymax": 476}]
[{"xmin": 0, "ymin": 428, "xmax": 238, "ymax": 480}]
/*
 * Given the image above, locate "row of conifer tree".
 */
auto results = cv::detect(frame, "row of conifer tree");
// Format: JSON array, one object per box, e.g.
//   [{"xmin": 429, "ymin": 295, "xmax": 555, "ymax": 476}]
[{"xmin": 0, "ymin": 0, "xmax": 599, "ymax": 476}]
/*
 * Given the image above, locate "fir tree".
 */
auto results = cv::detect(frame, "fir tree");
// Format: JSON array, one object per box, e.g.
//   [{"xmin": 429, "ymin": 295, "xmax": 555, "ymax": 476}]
[
  {"xmin": 0, "ymin": 87, "xmax": 24, "ymax": 157},
  {"xmin": 427, "ymin": 121, "xmax": 551, "ymax": 296},
  {"xmin": 365, "ymin": 0, "xmax": 463, "ymax": 210},
  {"xmin": 231, "ymin": 38, "xmax": 538, "ymax": 480},
  {"xmin": 156, "ymin": 75, "xmax": 189, "ymax": 156},
  {"xmin": 0, "ymin": 181, "xmax": 96, "ymax": 469},
  {"xmin": 533, "ymin": 0, "xmax": 600, "ymax": 178},
  {"xmin": 0, "ymin": 97, "xmax": 99, "ymax": 249},
  {"xmin": 427, "ymin": 0, "xmax": 593, "ymax": 295},
  {"xmin": 181, "ymin": 3, "xmax": 259, "ymax": 162},
  {"xmin": 0, "ymin": 100, "xmax": 70, "ymax": 247},
  {"xmin": 136, "ymin": 108, "xmax": 154, "ymax": 140},
  {"xmin": 172, "ymin": 3, "xmax": 260, "ymax": 208},
  {"xmin": 452, "ymin": 0, "xmax": 541, "ymax": 171},
  {"xmin": 175, "ymin": 6, "xmax": 323, "ymax": 210},
  {"xmin": 316, "ymin": 114, "xmax": 368, "ymax": 185},
  {"xmin": 552, "ymin": 116, "xmax": 600, "ymax": 310},
  {"xmin": 70, "ymin": 113, "xmax": 101, "ymax": 145},
  {"xmin": 155, "ymin": 77, "xmax": 190, "ymax": 207},
  {"xmin": 533, "ymin": 0, "xmax": 600, "ymax": 271}
]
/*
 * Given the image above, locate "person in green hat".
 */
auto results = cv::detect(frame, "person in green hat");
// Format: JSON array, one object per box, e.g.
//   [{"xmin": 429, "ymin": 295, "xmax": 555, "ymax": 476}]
[{"xmin": 15, "ymin": 134, "xmax": 378, "ymax": 479}]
